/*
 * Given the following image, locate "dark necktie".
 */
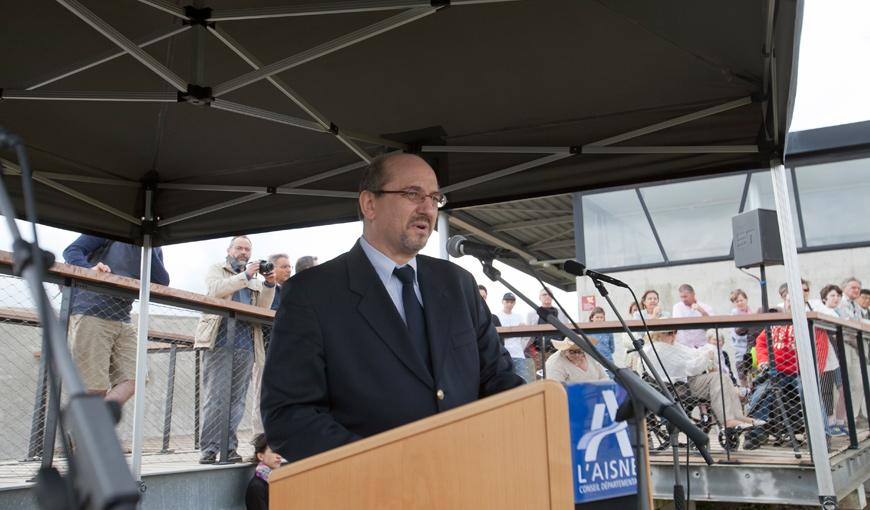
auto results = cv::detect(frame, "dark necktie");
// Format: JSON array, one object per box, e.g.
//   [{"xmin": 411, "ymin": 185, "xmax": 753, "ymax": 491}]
[{"xmin": 393, "ymin": 265, "xmax": 431, "ymax": 373}]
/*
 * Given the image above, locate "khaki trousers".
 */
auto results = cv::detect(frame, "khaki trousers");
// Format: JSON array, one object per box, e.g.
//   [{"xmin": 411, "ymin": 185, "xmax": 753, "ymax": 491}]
[{"xmin": 688, "ymin": 372, "xmax": 745, "ymax": 424}]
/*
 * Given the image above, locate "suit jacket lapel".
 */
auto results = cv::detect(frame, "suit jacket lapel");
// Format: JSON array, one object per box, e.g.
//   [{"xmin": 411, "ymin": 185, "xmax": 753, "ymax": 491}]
[
  {"xmin": 417, "ymin": 257, "xmax": 451, "ymax": 380},
  {"xmin": 347, "ymin": 242, "xmax": 434, "ymax": 389}
]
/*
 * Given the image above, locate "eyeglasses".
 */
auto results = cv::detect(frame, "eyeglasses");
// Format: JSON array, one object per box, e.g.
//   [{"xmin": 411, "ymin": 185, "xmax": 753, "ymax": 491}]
[{"xmin": 372, "ymin": 188, "xmax": 447, "ymax": 208}]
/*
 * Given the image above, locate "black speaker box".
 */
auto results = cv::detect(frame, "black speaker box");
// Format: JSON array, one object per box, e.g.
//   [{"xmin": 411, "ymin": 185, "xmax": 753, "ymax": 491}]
[{"xmin": 732, "ymin": 209, "xmax": 784, "ymax": 268}]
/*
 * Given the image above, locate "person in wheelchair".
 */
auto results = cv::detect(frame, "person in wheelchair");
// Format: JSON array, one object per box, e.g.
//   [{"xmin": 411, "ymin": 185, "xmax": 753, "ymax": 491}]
[
  {"xmin": 644, "ymin": 330, "xmax": 762, "ymax": 430},
  {"xmin": 744, "ymin": 293, "xmax": 830, "ymax": 448}
]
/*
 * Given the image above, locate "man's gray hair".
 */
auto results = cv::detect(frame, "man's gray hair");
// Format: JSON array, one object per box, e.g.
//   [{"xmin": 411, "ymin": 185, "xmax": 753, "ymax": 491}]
[
  {"xmin": 678, "ymin": 283, "xmax": 695, "ymax": 294},
  {"xmin": 228, "ymin": 235, "xmax": 250, "ymax": 249},
  {"xmin": 269, "ymin": 253, "xmax": 289, "ymax": 264},
  {"xmin": 842, "ymin": 276, "xmax": 862, "ymax": 287}
]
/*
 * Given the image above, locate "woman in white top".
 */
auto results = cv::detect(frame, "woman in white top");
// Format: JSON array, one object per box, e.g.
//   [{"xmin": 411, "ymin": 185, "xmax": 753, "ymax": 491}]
[
  {"xmin": 819, "ymin": 284, "xmax": 848, "ymax": 435},
  {"xmin": 545, "ymin": 338, "xmax": 609, "ymax": 383},
  {"xmin": 632, "ymin": 289, "xmax": 670, "ymax": 320}
]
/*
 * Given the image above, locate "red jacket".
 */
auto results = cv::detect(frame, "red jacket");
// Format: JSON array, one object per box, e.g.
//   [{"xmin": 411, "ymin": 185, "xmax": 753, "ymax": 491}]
[{"xmin": 755, "ymin": 325, "xmax": 829, "ymax": 375}]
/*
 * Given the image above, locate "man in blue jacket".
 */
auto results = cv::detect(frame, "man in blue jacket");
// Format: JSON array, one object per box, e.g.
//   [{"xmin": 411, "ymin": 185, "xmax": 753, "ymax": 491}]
[{"xmin": 63, "ymin": 235, "xmax": 170, "ymax": 404}]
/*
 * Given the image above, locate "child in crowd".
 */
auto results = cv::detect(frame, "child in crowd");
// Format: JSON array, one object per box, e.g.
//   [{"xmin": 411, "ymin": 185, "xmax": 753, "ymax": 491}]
[{"xmin": 589, "ymin": 307, "xmax": 614, "ymax": 377}]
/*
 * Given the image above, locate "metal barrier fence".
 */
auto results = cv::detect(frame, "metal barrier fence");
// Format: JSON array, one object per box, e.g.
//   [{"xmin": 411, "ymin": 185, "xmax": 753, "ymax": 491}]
[
  {"xmin": 1, "ymin": 251, "xmax": 868, "ymax": 495},
  {"xmin": 500, "ymin": 312, "xmax": 870, "ymax": 464},
  {"xmin": 0, "ymin": 255, "xmax": 273, "ymax": 484}
]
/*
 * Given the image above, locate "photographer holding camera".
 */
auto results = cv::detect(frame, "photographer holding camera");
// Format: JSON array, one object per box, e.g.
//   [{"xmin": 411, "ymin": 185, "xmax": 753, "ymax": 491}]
[{"xmin": 195, "ymin": 235, "xmax": 276, "ymax": 464}]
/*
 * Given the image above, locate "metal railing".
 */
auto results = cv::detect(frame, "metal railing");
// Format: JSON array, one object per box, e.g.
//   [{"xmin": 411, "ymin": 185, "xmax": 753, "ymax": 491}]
[
  {"xmin": 0, "ymin": 251, "xmax": 274, "ymax": 483},
  {"xmin": 499, "ymin": 312, "xmax": 870, "ymax": 464}
]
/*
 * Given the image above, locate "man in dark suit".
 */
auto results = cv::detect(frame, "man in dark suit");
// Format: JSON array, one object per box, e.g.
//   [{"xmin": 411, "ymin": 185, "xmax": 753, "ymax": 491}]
[{"xmin": 261, "ymin": 153, "xmax": 525, "ymax": 462}]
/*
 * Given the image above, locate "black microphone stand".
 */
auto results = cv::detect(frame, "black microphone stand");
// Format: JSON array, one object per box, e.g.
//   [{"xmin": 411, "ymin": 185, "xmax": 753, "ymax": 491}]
[
  {"xmin": 479, "ymin": 259, "xmax": 712, "ymax": 510},
  {"xmin": 0, "ymin": 129, "xmax": 140, "ymax": 509},
  {"xmin": 588, "ymin": 277, "xmax": 713, "ymax": 510}
]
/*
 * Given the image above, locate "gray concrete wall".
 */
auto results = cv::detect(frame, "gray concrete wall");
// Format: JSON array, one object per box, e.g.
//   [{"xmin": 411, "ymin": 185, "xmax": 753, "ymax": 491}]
[{"xmin": 0, "ymin": 464, "xmax": 252, "ymax": 510}]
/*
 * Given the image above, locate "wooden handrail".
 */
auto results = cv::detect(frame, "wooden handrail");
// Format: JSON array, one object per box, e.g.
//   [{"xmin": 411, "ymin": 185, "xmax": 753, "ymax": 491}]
[{"xmin": 0, "ymin": 249, "xmax": 275, "ymax": 321}]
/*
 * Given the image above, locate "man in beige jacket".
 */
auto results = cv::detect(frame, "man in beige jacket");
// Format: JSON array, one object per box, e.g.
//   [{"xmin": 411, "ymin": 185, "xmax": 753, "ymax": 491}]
[{"xmin": 195, "ymin": 235, "xmax": 275, "ymax": 464}]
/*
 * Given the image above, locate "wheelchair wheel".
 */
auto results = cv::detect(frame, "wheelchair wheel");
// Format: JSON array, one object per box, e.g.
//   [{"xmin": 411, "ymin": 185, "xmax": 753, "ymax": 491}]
[
  {"xmin": 718, "ymin": 428, "xmax": 741, "ymax": 450},
  {"xmin": 646, "ymin": 415, "xmax": 671, "ymax": 451}
]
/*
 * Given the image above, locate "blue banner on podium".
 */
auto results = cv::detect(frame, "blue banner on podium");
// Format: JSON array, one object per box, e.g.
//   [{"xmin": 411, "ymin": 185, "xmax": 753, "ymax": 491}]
[{"xmin": 565, "ymin": 382, "xmax": 637, "ymax": 503}]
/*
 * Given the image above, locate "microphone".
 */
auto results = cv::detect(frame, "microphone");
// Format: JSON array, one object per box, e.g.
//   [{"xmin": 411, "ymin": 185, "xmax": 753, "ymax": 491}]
[
  {"xmin": 446, "ymin": 235, "xmax": 518, "ymax": 260},
  {"xmin": 562, "ymin": 260, "xmax": 628, "ymax": 288}
]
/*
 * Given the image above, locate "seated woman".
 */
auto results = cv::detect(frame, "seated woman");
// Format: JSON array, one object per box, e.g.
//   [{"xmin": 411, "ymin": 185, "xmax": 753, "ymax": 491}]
[
  {"xmin": 545, "ymin": 338, "xmax": 609, "ymax": 383},
  {"xmin": 633, "ymin": 290, "xmax": 670, "ymax": 320},
  {"xmin": 644, "ymin": 330, "xmax": 761, "ymax": 429},
  {"xmin": 246, "ymin": 434, "xmax": 284, "ymax": 510}
]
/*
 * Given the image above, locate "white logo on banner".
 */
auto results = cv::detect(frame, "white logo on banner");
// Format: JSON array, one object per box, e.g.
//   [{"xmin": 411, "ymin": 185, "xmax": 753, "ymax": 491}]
[{"xmin": 576, "ymin": 389, "xmax": 633, "ymax": 462}]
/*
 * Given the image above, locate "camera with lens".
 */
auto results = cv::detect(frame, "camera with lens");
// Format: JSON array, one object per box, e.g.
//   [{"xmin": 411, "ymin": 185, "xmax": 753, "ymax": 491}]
[{"xmin": 257, "ymin": 260, "xmax": 274, "ymax": 274}]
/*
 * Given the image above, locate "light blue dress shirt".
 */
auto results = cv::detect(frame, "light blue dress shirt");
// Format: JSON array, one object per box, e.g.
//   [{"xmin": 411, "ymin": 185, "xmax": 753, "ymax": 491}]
[{"xmin": 359, "ymin": 236, "xmax": 423, "ymax": 324}]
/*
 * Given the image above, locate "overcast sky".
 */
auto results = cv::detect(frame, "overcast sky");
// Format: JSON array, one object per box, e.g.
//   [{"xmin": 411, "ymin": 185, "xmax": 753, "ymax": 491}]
[{"xmin": 1, "ymin": 0, "xmax": 868, "ymax": 320}]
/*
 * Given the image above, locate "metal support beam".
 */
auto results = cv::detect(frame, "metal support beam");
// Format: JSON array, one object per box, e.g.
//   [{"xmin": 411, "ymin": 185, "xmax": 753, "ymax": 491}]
[
  {"xmin": 207, "ymin": 0, "xmax": 517, "ymax": 21},
  {"xmin": 157, "ymin": 193, "xmax": 268, "ymax": 227},
  {"xmin": 581, "ymin": 145, "xmax": 758, "ymax": 154},
  {"xmin": 134, "ymin": 0, "xmax": 189, "ymax": 19},
  {"xmin": 157, "ymin": 182, "xmax": 357, "ymax": 198},
  {"xmin": 207, "ymin": 26, "xmax": 373, "ymax": 162},
  {"xmin": 212, "ymin": 7, "xmax": 438, "ymax": 96},
  {"xmin": 2, "ymin": 159, "xmax": 141, "ymax": 225},
  {"xmin": 448, "ymin": 214, "xmax": 537, "ymax": 261},
  {"xmin": 421, "ymin": 145, "xmax": 572, "ymax": 154},
  {"xmin": 2, "ymin": 90, "xmax": 177, "ymax": 102},
  {"xmin": 770, "ymin": 162, "xmax": 835, "ymax": 501},
  {"xmin": 586, "ymin": 97, "xmax": 754, "ymax": 147},
  {"xmin": 636, "ymin": 188, "xmax": 669, "ymax": 263},
  {"xmin": 211, "ymin": 99, "xmax": 327, "ymax": 132},
  {"xmin": 55, "ymin": 0, "xmax": 189, "ymax": 92},
  {"xmin": 438, "ymin": 212, "xmax": 450, "ymax": 260},
  {"xmin": 441, "ymin": 153, "xmax": 573, "ymax": 193},
  {"xmin": 491, "ymin": 214, "xmax": 574, "ymax": 232},
  {"xmin": 131, "ymin": 189, "xmax": 154, "ymax": 480},
  {"xmin": 26, "ymin": 26, "xmax": 190, "ymax": 90},
  {"xmin": 525, "ymin": 228, "xmax": 573, "ymax": 250}
]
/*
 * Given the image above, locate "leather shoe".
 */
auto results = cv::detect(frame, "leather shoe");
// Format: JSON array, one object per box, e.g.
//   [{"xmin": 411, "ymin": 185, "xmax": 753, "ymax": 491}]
[
  {"xmin": 224, "ymin": 449, "xmax": 243, "ymax": 463},
  {"xmin": 199, "ymin": 451, "xmax": 216, "ymax": 464}
]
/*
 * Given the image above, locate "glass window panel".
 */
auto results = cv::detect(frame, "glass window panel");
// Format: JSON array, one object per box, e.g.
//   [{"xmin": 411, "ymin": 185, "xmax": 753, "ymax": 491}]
[
  {"xmin": 795, "ymin": 157, "xmax": 870, "ymax": 246},
  {"xmin": 582, "ymin": 190, "xmax": 663, "ymax": 268},
  {"xmin": 744, "ymin": 170, "xmax": 803, "ymax": 245},
  {"xmin": 640, "ymin": 175, "xmax": 745, "ymax": 260}
]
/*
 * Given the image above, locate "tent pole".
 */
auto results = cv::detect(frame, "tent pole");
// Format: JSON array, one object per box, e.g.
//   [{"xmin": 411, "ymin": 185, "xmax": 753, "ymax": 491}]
[
  {"xmin": 438, "ymin": 212, "xmax": 450, "ymax": 260},
  {"xmin": 130, "ymin": 188, "xmax": 155, "ymax": 481},
  {"xmin": 770, "ymin": 161, "xmax": 836, "ymax": 507}
]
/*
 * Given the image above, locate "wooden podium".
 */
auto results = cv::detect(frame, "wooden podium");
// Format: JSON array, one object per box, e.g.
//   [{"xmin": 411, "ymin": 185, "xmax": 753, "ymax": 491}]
[{"xmin": 269, "ymin": 381, "xmax": 574, "ymax": 509}]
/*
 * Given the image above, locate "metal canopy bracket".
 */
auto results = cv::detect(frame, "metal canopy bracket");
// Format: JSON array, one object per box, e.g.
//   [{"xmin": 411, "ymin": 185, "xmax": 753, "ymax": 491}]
[{"xmin": 177, "ymin": 84, "xmax": 213, "ymax": 106}]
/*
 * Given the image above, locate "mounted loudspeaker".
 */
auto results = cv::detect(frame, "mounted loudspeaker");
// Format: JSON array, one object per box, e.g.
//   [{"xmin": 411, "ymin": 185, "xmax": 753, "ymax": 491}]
[{"xmin": 731, "ymin": 209, "xmax": 784, "ymax": 268}]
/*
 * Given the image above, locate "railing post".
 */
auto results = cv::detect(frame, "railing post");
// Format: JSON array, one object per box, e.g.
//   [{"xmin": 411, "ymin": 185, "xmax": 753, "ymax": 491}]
[
  {"xmin": 218, "ymin": 315, "xmax": 236, "ymax": 463},
  {"xmin": 714, "ymin": 326, "xmax": 731, "ymax": 461},
  {"xmin": 39, "ymin": 282, "xmax": 73, "ymax": 470},
  {"xmin": 770, "ymin": 162, "xmax": 834, "ymax": 505},
  {"xmin": 194, "ymin": 349, "xmax": 201, "ymax": 448},
  {"xmin": 27, "ymin": 282, "xmax": 71, "ymax": 461},
  {"xmin": 160, "ymin": 343, "xmax": 177, "ymax": 453},
  {"xmin": 855, "ymin": 330, "xmax": 870, "ymax": 433},
  {"xmin": 835, "ymin": 325, "xmax": 859, "ymax": 449}
]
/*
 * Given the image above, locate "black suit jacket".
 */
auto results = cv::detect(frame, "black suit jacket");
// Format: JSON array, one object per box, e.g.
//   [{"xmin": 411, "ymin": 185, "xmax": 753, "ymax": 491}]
[{"xmin": 261, "ymin": 241, "xmax": 524, "ymax": 462}]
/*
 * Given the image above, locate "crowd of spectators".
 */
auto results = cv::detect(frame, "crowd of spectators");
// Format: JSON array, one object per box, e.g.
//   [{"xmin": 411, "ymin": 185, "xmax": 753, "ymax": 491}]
[
  {"xmin": 54, "ymin": 229, "xmax": 870, "ymax": 462},
  {"xmin": 486, "ymin": 275, "xmax": 870, "ymax": 449}
]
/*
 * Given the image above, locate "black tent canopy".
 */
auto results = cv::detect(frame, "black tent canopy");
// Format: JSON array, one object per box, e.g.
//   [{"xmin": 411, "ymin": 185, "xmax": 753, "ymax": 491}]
[{"xmin": 0, "ymin": 0, "xmax": 800, "ymax": 247}]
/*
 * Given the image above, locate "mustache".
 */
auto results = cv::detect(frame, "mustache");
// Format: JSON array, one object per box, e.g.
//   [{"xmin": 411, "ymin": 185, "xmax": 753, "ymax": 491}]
[{"xmin": 408, "ymin": 215, "xmax": 433, "ymax": 228}]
